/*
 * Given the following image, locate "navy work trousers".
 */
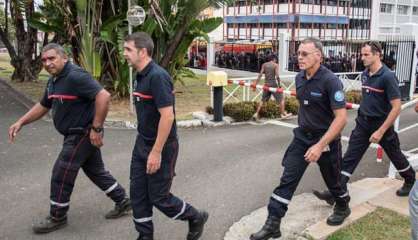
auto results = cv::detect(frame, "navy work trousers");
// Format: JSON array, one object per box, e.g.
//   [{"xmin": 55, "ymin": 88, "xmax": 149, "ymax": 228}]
[
  {"xmin": 130, "ymin": 135, "xmax": 198, "ymax": 236},
  {"xmin": 50, "ymin": 131, "xmax": 126, "ymax": 219}
]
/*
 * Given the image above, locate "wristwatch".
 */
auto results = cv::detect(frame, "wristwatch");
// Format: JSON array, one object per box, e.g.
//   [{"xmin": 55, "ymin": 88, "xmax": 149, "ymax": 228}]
[{"xmin": 91, "ymin": 126, "xmax": 104, "ymax": 133}]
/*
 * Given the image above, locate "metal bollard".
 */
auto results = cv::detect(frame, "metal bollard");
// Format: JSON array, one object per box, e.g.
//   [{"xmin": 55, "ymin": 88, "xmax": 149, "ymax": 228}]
[
  {"xmin": 213, "ymin": 86, "xmax": 223, "ymax": 122},
  {"xmin": 207, "ymin": 71, "xmax": 227, "ymax": 122}
]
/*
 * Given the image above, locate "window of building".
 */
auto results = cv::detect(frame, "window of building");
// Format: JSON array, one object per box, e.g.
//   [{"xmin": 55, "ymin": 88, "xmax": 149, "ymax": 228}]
[
  {"xmin": 300, "ymin": 23, "xmax": 313, "ymax": 28},
  {"xmin": 238, "ymin": 1, "xmax": 246, "ymax": 7},
  {"xmin": 413, "ymin": 6, "xmax": 418, "ymax": 15},
  {"xmin": 397, "ymin": 5, "xmax": 409, "ymax": 15},
  {"xmin": 380, "ymin": 3, "xmax": 393, "ymax": 13},
  {"xmin": 327, "ymin": 23, "xmax": 337, "ymax": 29},
  {"xmin": 327, "ymin": 0, "xmax": 337, "ymax": 6}
]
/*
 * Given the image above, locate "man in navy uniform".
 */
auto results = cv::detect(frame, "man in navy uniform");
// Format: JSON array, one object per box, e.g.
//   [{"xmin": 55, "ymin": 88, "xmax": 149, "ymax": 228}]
[
  {"xmin": 123, "ymin": 32, "xmax": 208, "ymax": 240},
  {"xmin": 8, "ymin": 43, "xmax": 131, "ymax": 234},
  {"xmin": 313, "ymin": 41, "xmax": 416, "ymax": 206},
  {"xmin": 250, "ymin": 37, "xmax": 350, "ymax": 240}
]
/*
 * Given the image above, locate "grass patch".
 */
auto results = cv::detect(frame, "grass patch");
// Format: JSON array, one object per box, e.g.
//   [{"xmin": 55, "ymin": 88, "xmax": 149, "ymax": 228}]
[
  {"xmin": 174, "ymin": 74, "xmax": 210, "ymax": 118},
  {"xmin": 327, "ymin": 207, "xmax": 411, "ymax": 240}
]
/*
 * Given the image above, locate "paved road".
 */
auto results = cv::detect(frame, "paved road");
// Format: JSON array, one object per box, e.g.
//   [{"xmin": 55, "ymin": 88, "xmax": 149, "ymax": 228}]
[{"xmin": 1, "ymin": 81, "xmax": 417, "ymax": 240}]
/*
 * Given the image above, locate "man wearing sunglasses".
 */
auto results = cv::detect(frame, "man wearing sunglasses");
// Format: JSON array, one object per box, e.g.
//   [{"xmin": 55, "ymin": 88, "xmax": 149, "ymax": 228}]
[
  {"xmin": 250, "ymin": 37, "xmax": 350, "ymax": 240},
  {"xmin": 313, "ymin": 41, "xmax": 416, "ymax": 208}
]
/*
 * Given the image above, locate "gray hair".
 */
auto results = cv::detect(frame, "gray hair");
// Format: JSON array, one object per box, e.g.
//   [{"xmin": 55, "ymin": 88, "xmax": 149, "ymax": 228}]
[
  {"xmin": 125, "ymin": 32, "xmax": 154, "ymax": 57},
  {"xmin": 41, "ymin": 43, "xmax": 67, "ymax": 57},
  {"xmin": 300, "ymin": 37, "xmax": 324, "ymax": 58}
]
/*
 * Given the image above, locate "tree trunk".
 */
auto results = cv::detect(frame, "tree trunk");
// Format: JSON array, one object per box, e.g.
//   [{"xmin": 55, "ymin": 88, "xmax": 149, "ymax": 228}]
[
  {"xmin": 160, "ymin": 18, "xmax": 190, "ymax": 69},
  {"xmin": 7, "ymin": 0, "xmax": 43, "ymax": 82}
]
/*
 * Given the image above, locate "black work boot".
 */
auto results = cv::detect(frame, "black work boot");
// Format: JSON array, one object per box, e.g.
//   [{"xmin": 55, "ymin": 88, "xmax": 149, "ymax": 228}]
[
  {"xmin": 396, "ymin": 181, "xmax": 415, "ymax": 197},
  {"xmin": 32, "ymin": 215, "xmax": 68, "ymax": 234},
  {"xmin": 105, "ymin": 197, "xmax": 132, "ymax": 219},
  {"xmin": 312, "ymin": 189, "xmax": 335, "ymax": 206},
  {"xmin": 326, "ymin": 202, "xmax": 351, "ymax": 226},
  {"xmin": 137, "ymin": 234, "xmax": 154, "ymax": 240},
  {"xmin": 250, "ymin": 216, "xmax": 281, "ymax": 240},
  {"xmin": 187, "ymin": 210, "xmax": 209, "ymax": 240}
]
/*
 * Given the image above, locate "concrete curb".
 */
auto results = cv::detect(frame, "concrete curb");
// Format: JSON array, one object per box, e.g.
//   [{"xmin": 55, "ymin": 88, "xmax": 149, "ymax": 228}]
[
  {"xmin": 224, "ymin": 193, "xmax": 333, "ymax": 240},
  {"xmin": 0, "ymin": 78, "xmax": 37, "ymax": 110},
  {"xmin": 224, "ymin": 178, "xmax": 408, "ymax": 240}
]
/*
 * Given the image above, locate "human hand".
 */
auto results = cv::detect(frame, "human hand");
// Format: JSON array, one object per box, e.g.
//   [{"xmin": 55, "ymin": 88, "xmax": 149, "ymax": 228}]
[
  {"xmin": 8, "ymin": 121, "xmax": 22, "ymax": 143},
  {"xmin": 147, "ymin": 150, "xmax": 162, "ymax": 174}
]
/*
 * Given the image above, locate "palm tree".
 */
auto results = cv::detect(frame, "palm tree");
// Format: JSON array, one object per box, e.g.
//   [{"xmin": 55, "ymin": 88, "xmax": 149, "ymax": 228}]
[
  {"xmin": 0, "ymin": 0, "xmax": 46, "ymax": 82},
  {"xmin": 24, "ymin": 0, "xmax": 230, "ymax": 95}
]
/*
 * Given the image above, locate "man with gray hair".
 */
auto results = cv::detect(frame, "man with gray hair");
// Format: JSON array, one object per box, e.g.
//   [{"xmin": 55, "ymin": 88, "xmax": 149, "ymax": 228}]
[
  {"xmin": 8, "ymin": 43, "xmax": 131, "ymax": 234},
  {"xmin": 250, "ymin": 38, "xmax": 350, "ymax": 240}
]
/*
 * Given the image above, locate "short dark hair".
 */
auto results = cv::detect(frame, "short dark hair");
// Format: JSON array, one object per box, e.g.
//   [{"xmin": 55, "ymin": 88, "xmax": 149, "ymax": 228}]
[
  {"xmin": 42, "ymin": 43, "xmax": 67, "ymax": 57},
  {"xmin": 125, "ymin": 32, "xmax": 154, "ymax": 57},
  {"xmin": 300, "ymin": 37, "xmax": 324, "ymax": 58},
  {"xmin": 362, "ymin": 41, "xmax": 382, "ymax": 56},
  {"xmin": 267, "ymin": 54, "xmax": 277, "ymax": 62}
]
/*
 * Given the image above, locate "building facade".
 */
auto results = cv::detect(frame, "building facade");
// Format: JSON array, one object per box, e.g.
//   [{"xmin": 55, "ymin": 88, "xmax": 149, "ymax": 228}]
[
  {"xmin": 223, "ymin": 0, "xmax": 372, "ymax": 41},
  {"xmin": 371, "ymin": 0, "xmax": 418, "ymax": 39}
]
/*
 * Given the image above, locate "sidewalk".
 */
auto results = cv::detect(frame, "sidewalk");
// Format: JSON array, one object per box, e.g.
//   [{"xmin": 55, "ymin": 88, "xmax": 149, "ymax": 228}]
[{"xmin": 224, "ymin": 177, "xmax": 411, "ymax": 240}]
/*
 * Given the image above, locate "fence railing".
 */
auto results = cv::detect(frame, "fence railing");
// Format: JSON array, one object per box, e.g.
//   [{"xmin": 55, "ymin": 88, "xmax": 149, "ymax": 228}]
[{"xmin": 222, "ymin": 72, "xmax": 363, "ymax": 104}]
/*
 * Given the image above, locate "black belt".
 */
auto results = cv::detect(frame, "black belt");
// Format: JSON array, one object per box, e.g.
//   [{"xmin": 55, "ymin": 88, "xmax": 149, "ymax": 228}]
[
  {"xmin": 140, "ymin": 135, "xmax": 178, "ymax": 146},
  {"xmin": 66, "ymin": 126, "xmax": 90, "ymax": 136},
  {"xmin": 358, "ymin": 113, "xmax": 384, "ymax": 121},
  {"xmin": 299, "ymin": 127, "xmax": 326, "ymax": 139}
]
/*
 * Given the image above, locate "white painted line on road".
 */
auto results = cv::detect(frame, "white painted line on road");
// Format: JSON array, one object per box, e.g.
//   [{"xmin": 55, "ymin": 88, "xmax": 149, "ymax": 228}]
[
  {"xmin": 264, "ymin": 120, "xmax": 297, "ymax": 129},
  {"xmin": 406, "ymin": 147, "xmax": 418, "ymax": 154},
  {"xmin": 398, "ymin": 123, "xmax": 418, "ymax": 134}
]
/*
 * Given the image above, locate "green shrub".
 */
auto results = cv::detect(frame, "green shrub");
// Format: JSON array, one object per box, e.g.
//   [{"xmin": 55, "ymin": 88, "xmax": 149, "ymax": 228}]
[
  {"xmin": 259, "ymin": 101, "xmax": 281, "ymax": 119},
  {"xmin": 285, "ymin": 97, "xmax": 299, "ymax": 115},
  {"xmin": 205, "ymin": 97, "xmax": 301, "ymax": 122},
  {"xmin": 223, "ymin": 101, "xmax": 257, "ymax": 122},
  {"xmin": 345, "ymin": 90, "xmax": 362, "ymax": 104},
  {"xmin": 204, "ymin": 92, "xmax": 359, "ymax": 122}
]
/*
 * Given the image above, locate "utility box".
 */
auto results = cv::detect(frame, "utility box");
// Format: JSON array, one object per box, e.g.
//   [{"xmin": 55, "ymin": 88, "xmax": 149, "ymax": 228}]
[{"xmin": 207, "ymin": 71, "xmax": 228, "ymax": 87}]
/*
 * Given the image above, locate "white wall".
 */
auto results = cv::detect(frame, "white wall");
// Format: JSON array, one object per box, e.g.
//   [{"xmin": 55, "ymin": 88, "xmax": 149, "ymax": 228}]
[
  {"xmin": 372, "ymin": 0, "xmax": 418, "ymax": 40},
  {"xmin": 208, "ymin": 8, "xmax": 224, "ymax": 42}
]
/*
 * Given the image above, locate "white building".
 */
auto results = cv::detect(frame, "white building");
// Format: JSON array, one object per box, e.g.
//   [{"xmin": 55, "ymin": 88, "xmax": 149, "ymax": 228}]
[
  {"xmin": 222, "ymin": 0, "xmax": 371, "ymax": 41},
  {"xmin": 371, "ymin": 0, "xmax": 418, "ymax": 39}
]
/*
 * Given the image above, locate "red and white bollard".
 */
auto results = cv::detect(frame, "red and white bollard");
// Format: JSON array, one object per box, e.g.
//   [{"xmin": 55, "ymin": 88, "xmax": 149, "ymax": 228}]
[{"xmin": 376, "ymin": 146, "xmax": 383, "ymax": 163}]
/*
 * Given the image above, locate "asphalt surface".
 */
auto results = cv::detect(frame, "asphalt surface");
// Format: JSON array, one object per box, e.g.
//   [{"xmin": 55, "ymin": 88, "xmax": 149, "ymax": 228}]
[{"xmin": 1, "ymin": 81, "xmax": 417, "ymax": 240}]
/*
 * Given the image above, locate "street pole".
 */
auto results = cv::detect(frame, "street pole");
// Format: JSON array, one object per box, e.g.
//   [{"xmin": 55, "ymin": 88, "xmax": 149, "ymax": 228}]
[
  {"xmin": 127, "ymin": 3, "xmax": 146, "ymax": 114},
  {"xmin": 128, "ymin": 0, "xmax": 134, "ymax": 114}
]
